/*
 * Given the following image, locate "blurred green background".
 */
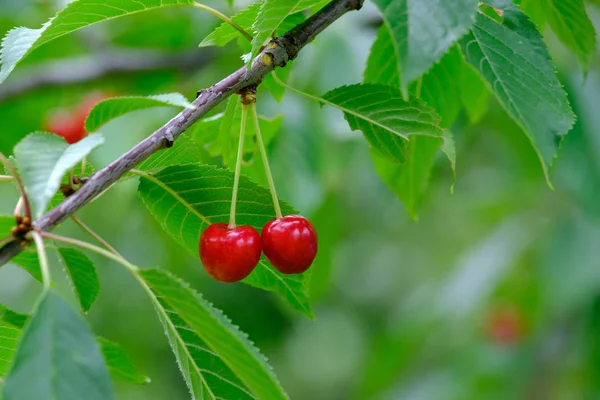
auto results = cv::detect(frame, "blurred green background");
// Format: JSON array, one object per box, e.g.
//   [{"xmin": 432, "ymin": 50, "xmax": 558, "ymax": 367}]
[{"xmin": 1, "ymin": 0, "xmax": 600, "ymax": 399}]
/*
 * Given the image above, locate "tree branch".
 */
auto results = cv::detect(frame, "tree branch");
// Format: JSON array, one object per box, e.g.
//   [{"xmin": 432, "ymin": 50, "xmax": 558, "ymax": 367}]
[{"xmin": 0, "ymin": 0, "xmax": 364, "ymax": 266}]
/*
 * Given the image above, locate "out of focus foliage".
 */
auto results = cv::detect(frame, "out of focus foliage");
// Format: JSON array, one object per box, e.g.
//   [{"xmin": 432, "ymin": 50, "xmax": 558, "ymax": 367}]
[{"xmin": 1, "ymin": 0, "xmax": 600, "ymax": 399}]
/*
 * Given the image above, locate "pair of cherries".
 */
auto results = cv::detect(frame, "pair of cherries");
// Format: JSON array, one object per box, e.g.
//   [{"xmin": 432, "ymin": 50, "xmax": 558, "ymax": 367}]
[{"xmin": 199, "ymin": 215, "xmax": 317, "ymax": 283}]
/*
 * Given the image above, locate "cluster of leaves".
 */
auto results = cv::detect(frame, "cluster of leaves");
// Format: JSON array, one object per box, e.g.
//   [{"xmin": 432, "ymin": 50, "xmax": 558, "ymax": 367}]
[{"xmin": 0, "ymin": 0, "xmax": 595, "ymax": 398}]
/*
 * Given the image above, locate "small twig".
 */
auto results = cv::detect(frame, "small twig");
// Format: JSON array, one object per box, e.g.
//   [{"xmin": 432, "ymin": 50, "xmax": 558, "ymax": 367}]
[
  {"xmin": 0, "ymin": 175, "xmax": 13, "ymax": 182},
  {"xmin": 193, "ymin": 2, "xmax": 253, "ymax": 43},
  {"xmin": 0, "ymin": 152, "xmax": 32, "ymax": 219},
  {"xmin": 31, "ymin": 231, "xmax": 51, "ymax": 288},
  {"xmin": 70, "ymin": 215, "xmax": 121, "ymax": 256},
  {"xmin": 41, "ymin": 232, "xmax": 138, "ymax": 273}
]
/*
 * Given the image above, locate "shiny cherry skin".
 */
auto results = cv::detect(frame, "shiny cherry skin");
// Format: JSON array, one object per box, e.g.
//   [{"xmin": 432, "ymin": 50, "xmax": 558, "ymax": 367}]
[
  {"xmin": 199, "ymin": 223, "xmax": 262, "ymax": 283},
  {"xmin": 261, "ymin": 215, "xmax": 318, "ymax": 274}
]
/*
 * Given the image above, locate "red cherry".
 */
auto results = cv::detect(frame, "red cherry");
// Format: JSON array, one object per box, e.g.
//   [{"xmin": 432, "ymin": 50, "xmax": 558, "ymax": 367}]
[
  {"xmin": 261, "ymin": 215, "xmax": 317, "ymax": 274},
  {"xmin": 44, "ymin": 91, "xmax": 113, "ymax": 144},
  {"xmin": 485, "ymin": 306, "xmax": 525, "ymax": 345},
  {"xmin": 199, "ymin": 223, "xmax": 262, "ymax": 283},
  {"xmin": 45, "ymin": 109, "xmax": 87, "ymax": 144}
]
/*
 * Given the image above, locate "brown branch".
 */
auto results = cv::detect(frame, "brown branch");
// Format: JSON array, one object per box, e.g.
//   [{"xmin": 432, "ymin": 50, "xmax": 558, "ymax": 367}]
[{"xmin": 0, "ymin": 0, "xmax": 364, "ymax": 266}]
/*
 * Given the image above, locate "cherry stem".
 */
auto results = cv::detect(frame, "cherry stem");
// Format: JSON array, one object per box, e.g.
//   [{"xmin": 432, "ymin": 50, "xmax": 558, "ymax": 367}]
[
  {"xmin": 193, "ymin": 2, "xmax": 253, "ymax": 43},
  {"xmin": 229, "ymin": 103, "xmax": 248, "ymax": 228},
  {"xmin": 0, "ymin": 152, "xmax": 32, "ymax": 219},
  {"xmin": 0, "ymin": 175, "xmax": 13, "ymax": 182},
  {"xmin": 250, "ymin": 102, "xmax": 282, "ymax": 219},
  {"xmin": 31, "ymin": 231, "xmax": 51, "ymax": 289},
  {"xmin": 41, "ymin": 232, "xmax": 138, "ymax": 273},
  {"xmin": 71, "ymin": 215, "xmax": 121, "ymax": 257},
  {"xmin": 14, "ymin": 197, "xmax": 23, "ymax": 218}
]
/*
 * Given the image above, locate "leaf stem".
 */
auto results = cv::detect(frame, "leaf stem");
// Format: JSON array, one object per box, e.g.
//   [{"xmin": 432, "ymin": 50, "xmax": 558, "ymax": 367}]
[
  {"xmin": 71, "ymin": 215, "xmax": 121, "ymax": 257},
  {"xmin": 414, "ymin": 77, "xmax": 423, "ymax": 99},
  {"xmin": 14, "ymin": 197, "xmax": 23, "ymax": 218},
  {"xmin": 0, "ymin": 152, "xmax": 32, "ymax": 219},
  {"xmin": 250, "ymin": 103, "xmax": 282, "ymax": 218},
  {"xmin": 31, "ymin": 231, "xmax": 51, "ymax": 289},
  {"xmin": 0, "ymin": 175, "xmax": 14, "ymax": 182},
  {"xmin": 41, "ymin": 232, "xmax": 139, "ymax": 273},
  {"xmin": 69, "ymin": 167, "xmax": 75, "ymax": 188},
  {"xmin": 80, "ymin": 157, "xmax": 87, "ymax": 178},
  {"xmin": 229, "ymin": 103, "xmax": 248, "ymax": 228},
  {"xmin": 193, "ymin": 2, "xmax": 253, "ymax": 43}
]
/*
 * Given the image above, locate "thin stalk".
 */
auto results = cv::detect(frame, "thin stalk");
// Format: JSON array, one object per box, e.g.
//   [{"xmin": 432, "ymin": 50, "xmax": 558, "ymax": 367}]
[
  {"xmin": 71, "ymin": 215, "xmax": 121, "ymax": 256},
  {"xmin": 250, "ymin": 103, "xmax": 282, "ymax": 218},
  {"xmin": 229, "ymin": 104, "xmax": 248, "ymax": 228},
  {"xmin": 414, "ymin": 77, "xmax": 423, "ymax": 99},
  {"xmin": 69, "ymin": 167, "xmax": 75, "ymax": 188},
  {"xmin": 80, "ymin": 157, "xmax": 87, "ymax": 178},
  {"xmin": 193, "ymin": 2, "xmax": 253, "ymax": 42},
  {"xmin": 41, "ymin": 232, "xmax": 138, "ymax": 273},
  {"xmin": 0, "ymin": 175, "xmax": 13, "ymax": 182},
  {"xmin": 31, "ymin": 231, "xmax": 51, "ymax": 288},
  {"xmin": 0, "ymin": 152, "xmax": 32, "ymax": 219},
  {"xmin": 14, "ymin": 197, "xmax": 23, "ymax": 218}
]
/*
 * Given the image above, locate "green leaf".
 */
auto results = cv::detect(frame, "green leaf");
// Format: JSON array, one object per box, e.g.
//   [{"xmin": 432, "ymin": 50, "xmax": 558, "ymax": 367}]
[
  {"xmin": 321, "ymin": 83, "xmax": 444, "ymax": 164},
  {"xmin": 3, "ymin": 290, "xmax": 113, "ymax": 400},
  {"xmin": 418, "ymin": 46, "xmax": 463, "ymax": 128},
  {"xmin": 0, "ymin": 305, "xmax": 27, "ymax": 379},
  {"xmin": 459, "ymin": 2, "xmax": 575, "ymax": 181},
  {"xmin": 372, "ymin": 136, "xmax": 442, "ymax": 219},
  {"xmin": 0, "ymin": 325, "xmax": 19, "ymax": 377},
  {"xmin": 85, "ymin": 93, "xmax": 196, "ymax": 133},
  {"xmin": 97, "ymin": 338, "xmax": 150, "ymax": 385},
  {"xmin": 370, "ymin": 0, "xmax": 478, "ymax": 90},
  {"xmin": 540, "ymin": 0, "xmax": 596, "ymax": 73},
  {"xmin": 57, "ymin": 247, "xmax": 100, "ymax": 313},
  {"xmin": 200, "ymin": 4, "xmax": 306, "ymax": 49},
  {"xmin": 0, "ymin": 305, "xmax": 143, "ymax": 386},
  {"xmin": 200, "ymin": 3, "xmax": 261, "ymax": 48},
  {"xmin": 0, "ymin": 0, "xmax": 194, "ymax": 84},
  {"xmin": 364, "ymin": 25, "xmax": 401, "ymax": 87},
  {"xmin": 11, "ymin": 251, "xmax": 42, "ymax": 283},
  {"xmin": 139, "ymin": 268, "xmax": 286, "ymax": 399},
  {"xmin": 459, "ymin": 59, "xmax": 490, "ymax": 123},
  {"xmin": 137, "ymin": 164, "xmax": 312, "ymax": 317},
  {"xmin": 217, "ymin": 97, "xmax": 240, "ymax": 166},
  {"xmin": 0, "ymin": 305, "xmax": 28, "ymax": 329},
  {"xmin": 13, "ymin": 132, "xmax": 104, "ymax": 218},
  {"xmin": 134, "ymin": 133, "xmax": 207, "ymax": 174},
  {"xmin": 250, "ymin": 0, "xmax": 328, "ymax": 64},
  {"xmin": 191, "ymin": 106, "xmax": 283, "ymax": 167}
]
